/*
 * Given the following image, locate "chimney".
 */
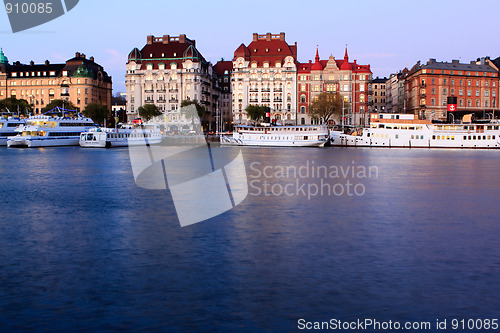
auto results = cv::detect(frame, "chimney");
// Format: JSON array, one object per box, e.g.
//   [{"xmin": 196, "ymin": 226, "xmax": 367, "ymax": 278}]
[
  {"xmin": 75, "ymin": 52, "xmax": 80, "ymax": 58},
  {"xmin": 162, "ymin": 35, "xmax": 170, "ymax": 44},
  {"xmin": 266, "ymin": 33, "xmax": 271, "ymax": 41},
  {"xmin": 90, "ymin": 56, "xmax": 94, "ymax": 62},
  {"xmin": 30, "ymin": 60, "xmax": 34, "ymax": 66},
  {"xmin": 279, "ymin": 32, "xmax": 285, "ymax": 41},
  {"xmin": 179, "ymin": 34, "xmax": 186, "ymax": 43},
  {"xmin": 45, "ymin": 60, "xmax": 50, "ymax": 65},
  {"xmin": 309, "ymin": 60, "xmax": 312, "ymax": 64},
  {"xmin": 147, "ymin": 35, "xmax": 154, "ymax": 44},
  {"xmin": 452, "ymin": 59, "xmax": 459, "ymax": 64},
  {"xmin": 253, "ymin": 33, "xmax": 258, "ymax": 41},
  {"xmin": 81, "ymin": 53, "xmax": 86, "ymax": 59}
]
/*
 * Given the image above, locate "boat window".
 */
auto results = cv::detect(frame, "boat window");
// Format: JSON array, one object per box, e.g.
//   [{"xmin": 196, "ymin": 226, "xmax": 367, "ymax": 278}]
[
  {"xmin": 493, "ymin": 135, "xmax": 496, "ymax": 139},
  {"xmin": 432, "ymin": 135, "xmax": 436, "ymax": 140},
  {"xmin": 379, "ymin": 124, "xmax": 385, "ymax": 129},
  {"xmin": 409, "ymin": 126, "xmax": 415, "ymax": 130},
  {"xmin": 473, "ymin": 136, "xmax": 476, "ymax": 140}
]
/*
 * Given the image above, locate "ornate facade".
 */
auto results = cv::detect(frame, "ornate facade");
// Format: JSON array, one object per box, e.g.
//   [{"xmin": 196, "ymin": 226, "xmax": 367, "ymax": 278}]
[
  {"xmin": 231, "ymin": 33, "xmax": 298, "ymax": 125},
  {"xmin": 125, "ymin": 34, "xmax": 221, "ymax": 130},
  {"xmin": 297, "ymin": 48, "xmax": 372, "ymax": 126},
  {"xmin": 0, "ymin": 49, "xmax": 112, "ymax": 114}
]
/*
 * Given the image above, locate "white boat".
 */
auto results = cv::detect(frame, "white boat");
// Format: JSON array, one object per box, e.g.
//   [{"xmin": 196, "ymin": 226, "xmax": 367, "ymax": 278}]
[
  {"xmin": 221, "ymin": 124, "xmax": 329, "ymax": 147},
  {"xmin": 79, "ymin": 124, "xmax": 163, "ymax": 148},
  {"xmin": 330, "ymin": 113, "xmax": 500, "ymax": 149},
  {"xmin": 7, "ymin": 115, "xmax": 96, "ymax": 147},
  {"xmin": 0, "ymin": 116, "xmax": 25, "ymax": 146}
]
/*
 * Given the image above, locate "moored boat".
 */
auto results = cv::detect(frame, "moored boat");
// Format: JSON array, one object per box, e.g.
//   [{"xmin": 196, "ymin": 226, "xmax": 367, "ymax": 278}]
[
  {"xmin": 79, "ymin": 124, "xmax": 163, "ymax": 148},
  {"xmin": 330, "ymin": 113, "xmax": 500, "ymax": 149},
  {"xmin": 221, "ymin": 124, "xmax": 329, "ymax": 147},
  {"xmin": 0, "ymin": 116, "xmax": 25, "ymax": 146},
  {"xmin": 7, "ymin": 114, "xmax": 96, "ymax": 148}
]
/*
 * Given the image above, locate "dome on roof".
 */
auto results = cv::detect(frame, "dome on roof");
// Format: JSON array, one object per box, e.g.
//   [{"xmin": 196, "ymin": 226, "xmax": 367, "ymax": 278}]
[
  {"xmin": 311, "ymin": 48, "xmax": 322, "ymax": 70},
  {"xmin": 183, "ymin": 45, "xmax": 199, "ymax": 60},
  {"xmin": 128, "ymin": 48, "xmax": 141, "ymax": 61},
  {"xmin": 340, "ymin": 61, "xmax": 352, "ymax": 71},
  {"xmin": 0, "ymin": 48, "xmax": 8, "ymax": 64},
  {"xmin": 234, "ymin": 44, "xmax": 250, "ymax": 59}
]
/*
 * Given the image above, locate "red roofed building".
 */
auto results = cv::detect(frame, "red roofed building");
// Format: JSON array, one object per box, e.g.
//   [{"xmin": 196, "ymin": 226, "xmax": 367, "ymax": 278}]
[
  {"xmin": 125, "ymin": 34, "xmax": 221, "ymax": 130},
  {"xmin": 297, "ymin": 47, "xmax": 372, "ymax": 126},
  {"xmin": 232, "ymin": 32, "xmax": 298, "ymax": 124}
]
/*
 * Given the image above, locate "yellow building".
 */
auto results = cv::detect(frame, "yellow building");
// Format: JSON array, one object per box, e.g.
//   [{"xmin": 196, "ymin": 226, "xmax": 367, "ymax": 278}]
[{"xmin": 0, "ymin": 50, "xmax": 112, "ymax": 114}]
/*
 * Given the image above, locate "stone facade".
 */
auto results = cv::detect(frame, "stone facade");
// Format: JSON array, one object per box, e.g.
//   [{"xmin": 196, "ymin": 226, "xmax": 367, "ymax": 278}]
[
  {"xmin": 0, "ymin": 49, "xmax": 112, "ymax": 114},
  {"xmin": 297, "ymin": 48, "xmax": 372, "ymax": 126},
  {"xmin": 231, "ymin": 33, "xmax": 298, "ymax": 125},
  {"xmin": 125, "ymin": 34, "xmax": 221, "ymax": 131}
]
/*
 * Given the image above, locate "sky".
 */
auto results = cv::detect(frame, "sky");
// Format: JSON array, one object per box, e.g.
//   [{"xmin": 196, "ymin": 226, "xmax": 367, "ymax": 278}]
[{"xmin": 1, "ymin": 0, "xmax": 499, "ymax": 93}]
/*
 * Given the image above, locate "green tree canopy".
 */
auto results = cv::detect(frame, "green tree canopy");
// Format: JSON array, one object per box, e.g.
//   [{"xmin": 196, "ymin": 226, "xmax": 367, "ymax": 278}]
[
  {"xmin": 245, "ymin": 104, "xmax": 268, "ymax": 122},
  {"xmin": 138, "ymin": 104, "xmax": 162, "ymax": 121},
  {"xmin": 83, "ymin": 103, "xmax": 109, "ymax": 125},
  {"xmin": 309, "ymin": 92, "xmax": 347, "ymax": 124},
  {"xmin": 0, "ymin": 97, "xmax": 32, "ymax": 115},
  {"xmin": 41, "ymin": 99, "xmax": 77, "ymax": 114}
]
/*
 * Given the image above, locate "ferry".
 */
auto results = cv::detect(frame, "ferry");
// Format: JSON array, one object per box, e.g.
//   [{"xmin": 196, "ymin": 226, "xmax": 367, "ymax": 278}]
[
  {"xmin": 221, "ymin": 124, "xmax": 329, "ymax": 147},
  {"xmin": 0, "ymin": 116, "xmax": 25, "ymax": 146},
  {"xmin": 330, "ymin": 113, "xmax": 500, "ymax": 149},
  {"xmin": 79, "ymin": 124, "xmax": 163, "ymax": 148},
  {"xmin": 7, "ymin": 114, "xmax": 96, "ymax": 148}
]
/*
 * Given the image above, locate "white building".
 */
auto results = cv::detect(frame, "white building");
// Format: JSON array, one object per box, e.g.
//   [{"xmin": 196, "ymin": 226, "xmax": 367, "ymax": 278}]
[
  {"xmin": 125, "ymin": 34, "xmax": 220, "ymax": 131},
  {"xmin": 231, "ymin": 33, "xmax": 298, "ymax": 124}
]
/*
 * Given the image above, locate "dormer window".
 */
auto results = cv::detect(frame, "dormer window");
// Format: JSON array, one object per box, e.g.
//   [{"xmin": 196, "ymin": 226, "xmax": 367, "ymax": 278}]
[
  {"xmin": 150, "ymin": 53, "xmax": 153, "ymax": 57},
  {"xmin": 266, "ymin": 48, "xmax": 269, "ymax": 52},
  {"xmin": 254, "ymin": 49, "xmax": 257, "ymax": 53},
  {"xmin": 173, "ymin": 53, "xmax": 177, "ymax": 57},
  {"xmin": 278, "ymin": 48, "xmax": 281, "ymax": 52}
]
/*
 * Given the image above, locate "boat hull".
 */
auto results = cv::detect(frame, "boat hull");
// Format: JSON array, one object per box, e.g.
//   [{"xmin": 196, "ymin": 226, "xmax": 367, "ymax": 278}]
[{"xmin": 7, "ymin": 136, "xmax": 81, "ymax": 147}]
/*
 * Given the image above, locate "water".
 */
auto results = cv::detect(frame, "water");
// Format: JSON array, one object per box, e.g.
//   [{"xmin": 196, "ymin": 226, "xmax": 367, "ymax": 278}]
[{"xmin": 1, "ymin": 146, "xmax": 500, "ymax": 332}]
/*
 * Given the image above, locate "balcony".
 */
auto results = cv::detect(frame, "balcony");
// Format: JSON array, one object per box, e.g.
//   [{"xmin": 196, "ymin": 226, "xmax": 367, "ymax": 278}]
[
  {"xmin": 273, "ymin": 99, "xmax": 283, "ymax": 103},
  {"xmin": 249, "ymin": 88, "xmax": 258, "ymax": 92},
  {"xmin": 169, "ymin": 89, "xmax": 178, "ymax": 92},
  {"xmin": 249, "ymin": 99, "xmax": 259, "ymax": 103},
  {"xmin": 420, "ymin": 83, "xmax": 427, "ymax": 87},
  {"xmin": 262, "ymin": 99, "xmax": 271, "ymax": 103},
  {"xmin": 274, "ymin": 88, "xmax": 283, "ymax": 92},
  {"xmin": 156, "ymin": 100, "xmax": 166, "ymax": 104},
  {"xmin": 420, "ymin": 104, "xmax": 426, "ymax": 108},
  {"xmin": 262, "ymin": 88, "xmax": 270, "ymax": 92},
  {"xmin": 145, "ymin": 100, "xmax": 154, "ymax": 104},
  {"xmin": 157, "ymin": 89, "xmax": 166, "ymax": 93},
  {"xmin": 420, "ymin": 94, "xmax": 426, "ymax": 98},
  {"xmin": 169, "ymin": 99, "xmax": 178, "ymax": 103},
  {"xmin": 202, "ymin": 90, "xmax": 210, "ymax": 95},
  {"xmin": 201, "ymin": 100, "xmax": 211, "ymax": 106},
  {"xmin": 145, "ymin": 89, "xmax": 153, "ymax": 93}
]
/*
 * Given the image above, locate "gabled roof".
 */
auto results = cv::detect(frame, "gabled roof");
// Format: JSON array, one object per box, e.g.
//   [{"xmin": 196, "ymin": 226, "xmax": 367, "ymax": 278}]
[{"xmin": 233, "ymin": 33, "xmax": 297, "ymax": 66}]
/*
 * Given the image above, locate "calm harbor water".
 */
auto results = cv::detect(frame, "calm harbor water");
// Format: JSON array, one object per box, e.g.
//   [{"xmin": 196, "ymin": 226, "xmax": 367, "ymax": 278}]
[{"xmin": 1, "ymin": 146, "xmax": 500, "ymax": 332}]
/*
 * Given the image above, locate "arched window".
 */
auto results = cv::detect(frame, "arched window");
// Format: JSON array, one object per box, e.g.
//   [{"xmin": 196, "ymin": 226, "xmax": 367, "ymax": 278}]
[
  {"xmin": 301, "ymin": 95, "xmax": 306, "ymax": 103},
  {"xmin": 360, "ymin": 94, "xmax": 365, "ymax": 103},
  {"xmin": 170, "ymin": 63, "xmax": 177, "ymax": 70},
  {"xmin": 251, "ymin": 62, "xmax": 257, "ymax": 68},
  {"xmin": 301, "ymin": 106, "xmax": 306, "ymax": 113}
]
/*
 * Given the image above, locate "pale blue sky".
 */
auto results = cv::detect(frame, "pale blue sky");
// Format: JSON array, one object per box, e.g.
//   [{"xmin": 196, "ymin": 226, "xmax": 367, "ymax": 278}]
[{"xmin": 1, "ymin": 0, "xmax": 499, "ymax": 93}]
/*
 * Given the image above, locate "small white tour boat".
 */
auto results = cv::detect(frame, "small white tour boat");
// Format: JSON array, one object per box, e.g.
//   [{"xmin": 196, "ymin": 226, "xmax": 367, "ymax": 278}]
[
  {"xmin": 221, "ymin": 124, "xmax": 329, "ymax": 147},
  {"xmin": 330, "ymin": 113, "xmax": 500, "ymax": 149},
  {"xmin": 79, "ymin": 124, "xmax": 163, "ymax": 148},
  {"xmin": 0, "ymin": 116, "xmax": 25, "ymax": 146}
]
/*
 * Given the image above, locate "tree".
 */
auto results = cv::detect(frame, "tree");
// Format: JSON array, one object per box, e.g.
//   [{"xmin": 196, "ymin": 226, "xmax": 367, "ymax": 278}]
[
  {"xmin": 83, "ymin": 103, "xmax": 109, "ymax": 125},
  {"xmin": 0, "ymin": 97, "xmax": 32, "ymax": 115},
  {"xmin": 41, "ymin": 99, "xmax": 77, "ymax": 113},
  {"xmin": 245, "ymin": 104, "xmax": 267, "ymax": 122},
  {"xmin": 138, "ymin": 104, "xmax": 162, "ymax": 121},
  {"xmin": 309, "ymin": 92, "xmax": 347, "ymax": 124}
]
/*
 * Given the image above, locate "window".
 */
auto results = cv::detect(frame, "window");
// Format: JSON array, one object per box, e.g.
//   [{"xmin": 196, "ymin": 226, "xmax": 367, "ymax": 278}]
[
  {"xmin": 300, "ymin": 95, "xmax": 306, "ymax": 103},
  {"xmin": 301, "ymin": 106, "xmax": 306, "ymax": 114}
]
